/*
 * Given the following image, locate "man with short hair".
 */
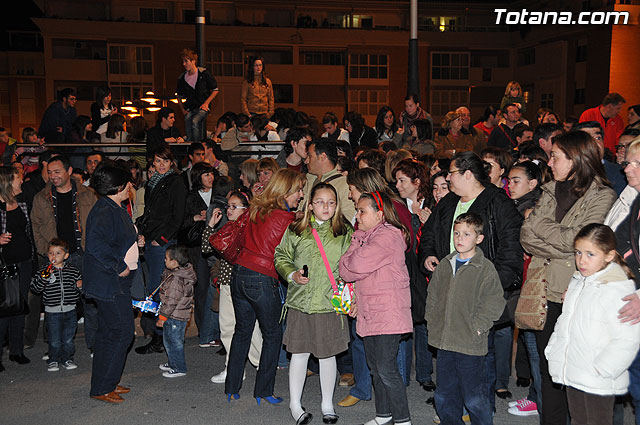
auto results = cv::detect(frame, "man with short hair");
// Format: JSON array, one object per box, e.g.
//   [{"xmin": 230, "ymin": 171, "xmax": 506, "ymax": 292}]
[
  {"xmin": 176, "ymin": 48, "xmax": 219, "ymax": 142},
  {"xmin": 321, "ymin": 112, "xmax": 349, "ymax": 142},
  {"xmin": 83, "ymin": 151, "xmax": 103, "ymax": 187},
  {"xmin": 563, "ymin": 116, "xmax": 578, "ymax": 133},
  {"xmin": 146, "ymin": 107, "xmax": 185, "ymax": 159},
  {"xmin": 202, "ymin": 140, "xmax": 229, "ymax": 177},
  {"xmin": 31, "ymin": 155, "xmax": 98, "ymax": 352},
  {"xmin": 304, "ymin": 139, "xmax": 355, "ymax": 223},
  {"xmin": 456, "ymin": 106, "xmax": 487, "ymax": 154},
  {"xmin": 616, "ymin": 128, "xmax": 640, "ymax": 165},
  {"xmin": 533, "ymin": 123, "xmax": 563, "ymax": 157},
  {"xmin": 276, "ymin": 127, "xmax": 311, "ymax": 173},
  {"xmin": 488, "ymin": 103, "xmax": 522, "ymax": 151},
  {"xmin": 579, "ymin": 92, "xmax": 626, "ymax": 152},
  {"xmin": 38, "ymin": 88, "xmax": 77, "ymax": 143},
  {"xmin": 573, "ymin": 121, "xmax": 626, "ymax": 195},
  {"xmin": 181, "ymin": 142, "xmax": 206, "ymax": 190},
  {"xmin": 514, "ymin": 124, "xmax": 533, "ymax": 146}
]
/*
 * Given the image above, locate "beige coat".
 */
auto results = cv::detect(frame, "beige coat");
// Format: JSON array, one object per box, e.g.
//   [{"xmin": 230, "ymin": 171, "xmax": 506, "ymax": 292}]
[
  {"xmin": 520, "ymin": 179, "xmax": 616, "ymax": 303},
  {"xmin": 240, "ymin": 78, "xmax": 274, "ymax": 117}
]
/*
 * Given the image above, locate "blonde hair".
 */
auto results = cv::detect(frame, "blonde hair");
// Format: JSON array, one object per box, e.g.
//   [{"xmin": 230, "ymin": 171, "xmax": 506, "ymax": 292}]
[
  {"xmin": 0, "ymin": 167, "xmax": 17, "ymax": 204},
  {"xmin": 249, "ymin": 168, "xmax": 305, "ymax": 222},
  {"xmin": 441, "ymin": 111, "xmax": 461, "ymax": 130},
  {"xmin": 384, "ymin": 149, "xmax": 413, "ymax": 183},
  {"xmin": 625, "ymin": 137, "xmax": 640, "ymax": 158},
  {"xmin": 290, "ymin": 183, "xmax": 351, "ymax": 237},
  {"xmin": 504, "ymin": 81, "xmax": 522, "ymax": 97}
]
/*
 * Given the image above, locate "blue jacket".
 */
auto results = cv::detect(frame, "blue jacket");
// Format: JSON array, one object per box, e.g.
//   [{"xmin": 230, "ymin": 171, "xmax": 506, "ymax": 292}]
[{"xmin": 83, "ymin": 197, "xmax": 137, "ymax": 301}]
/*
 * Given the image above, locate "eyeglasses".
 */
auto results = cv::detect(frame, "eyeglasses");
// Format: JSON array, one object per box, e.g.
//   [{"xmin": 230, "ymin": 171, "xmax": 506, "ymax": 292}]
[
  {"xmin": 226, "ymin": 205, "xmax": 247, "ymax": 211},
  {"xmin": 621, "ymin": 161, "xmax": 640, "ymax": 169},
  {"xmin": 312, "ymin": 200, "xmax": 337, "ymax": 208},
  {"xmin": 616, "ymin": 144, "xmax": 629, "ymax": 152},
  {"xmin": 448, "ymin": 168, "xmax": 465, "ymax": 174}
]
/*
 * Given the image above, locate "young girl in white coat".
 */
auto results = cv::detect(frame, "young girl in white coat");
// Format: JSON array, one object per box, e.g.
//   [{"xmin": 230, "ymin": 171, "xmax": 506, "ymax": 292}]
[{"xmin": 545, "ymin": 223, "xmax": 640, "ymax": 425}]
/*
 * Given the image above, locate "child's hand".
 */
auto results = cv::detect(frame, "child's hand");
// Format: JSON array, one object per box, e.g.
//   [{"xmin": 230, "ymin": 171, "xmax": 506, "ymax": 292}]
[
  {"xmin": 76, "ymin": 279, "xmax": 82, "ymax": 289},
  {"xmin": 348, "ymin": 302, "xmax": 358, "ymax": 318},
  {"xmin": 477, "ymin": 330, "xmax": 481, "ymax": 336},
  {"xmin": 292, "ymin": 270, "xmax": 309, "ymax": 285},
  {"xmin": 208, "ymin": 208, "xmax": 223, "ymax": 227},
  {"xmin": 156, "ymin": 319, "xmax": 165, "ymax": 328}
]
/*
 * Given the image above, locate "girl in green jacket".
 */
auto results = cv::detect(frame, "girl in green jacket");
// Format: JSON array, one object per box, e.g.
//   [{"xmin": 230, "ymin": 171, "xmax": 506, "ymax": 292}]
[{"xmin": 274, "ymin": 183, "xmax": 353, "ymax": 425}]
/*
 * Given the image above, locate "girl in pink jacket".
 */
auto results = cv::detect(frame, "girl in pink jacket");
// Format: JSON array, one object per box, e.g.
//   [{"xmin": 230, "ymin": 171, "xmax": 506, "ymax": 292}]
[{"xmin": 339, "ymin": 191, "xmax": 413, "ymax": 425}]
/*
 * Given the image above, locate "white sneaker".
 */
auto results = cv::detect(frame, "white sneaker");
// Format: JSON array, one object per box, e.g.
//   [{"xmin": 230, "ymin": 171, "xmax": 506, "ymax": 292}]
[
  {"xmin": 62, "ymin": 360, "xmax": 78, "ymax": 370},
  {"xmin": 162, "ymin": 369, "xmax": 186, "ymax": 378},
  {"xmin": 211, "ymin": 369, "xmax": 227, "ymax": 383},
  {"xmin": 159, "ymin": 363, "xmax": 172, "ymax": 372},
  {"xmin": 47, "ymin": 362, "xmax": 59, "ymax": 372},
  {"xmin": 42, "ymin": 353, "xmax": 49, "ymax": 361}
]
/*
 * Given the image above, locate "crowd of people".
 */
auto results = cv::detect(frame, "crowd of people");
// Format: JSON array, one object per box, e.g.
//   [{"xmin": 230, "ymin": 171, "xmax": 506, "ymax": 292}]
[{"xmin": 1, "ymin": 48, "xmax": 640, "ymax": 425}]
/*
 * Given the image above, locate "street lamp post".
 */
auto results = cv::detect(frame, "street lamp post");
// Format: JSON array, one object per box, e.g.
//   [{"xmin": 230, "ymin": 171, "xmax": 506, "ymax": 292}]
[
  {"xmin": 196, "ymin": 0, "xmax": 205, "ymax": 65},
  {"xmin": 407, "ymin": 0, "xmax": 420, "ymax": 100}
]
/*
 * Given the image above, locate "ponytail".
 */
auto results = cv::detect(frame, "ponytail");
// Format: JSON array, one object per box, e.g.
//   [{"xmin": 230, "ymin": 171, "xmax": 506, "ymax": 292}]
[
  {"xmin": 613, "ymin": 251, "xmax": 636, "ymax": 280},
  {"xmin": 360, "ymin": 191, "xmax": 411, "ymax": 246}
]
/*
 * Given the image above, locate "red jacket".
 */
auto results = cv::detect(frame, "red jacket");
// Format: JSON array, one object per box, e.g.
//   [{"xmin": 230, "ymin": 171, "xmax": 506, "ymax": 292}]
[
  {"xmin": 236, "ymin": 209, "xmax": 295, "ymax": 279},
  {"xmin": 579, "ymin": 106, "xmax": 624, "ymax": 152}
]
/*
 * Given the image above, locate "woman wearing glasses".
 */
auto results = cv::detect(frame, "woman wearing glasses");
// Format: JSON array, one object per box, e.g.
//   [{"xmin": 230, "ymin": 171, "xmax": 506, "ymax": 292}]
[
  {"xmin": 418, "ymin": 151, "xmax": 524, "ymax": 418},
  {"xmin": 521, "ymin": 131, "xmax": 616, "ymax": 425}
]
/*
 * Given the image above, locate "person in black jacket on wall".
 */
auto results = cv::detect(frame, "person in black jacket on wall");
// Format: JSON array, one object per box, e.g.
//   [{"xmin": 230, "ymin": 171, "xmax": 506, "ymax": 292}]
[
  {"xmin": 134, "ymin": 144, "xmax": 186, "ymax": 354},
  {"xmin": 418, "ymin": 151, "xmax": 523, "ymax": 414}
]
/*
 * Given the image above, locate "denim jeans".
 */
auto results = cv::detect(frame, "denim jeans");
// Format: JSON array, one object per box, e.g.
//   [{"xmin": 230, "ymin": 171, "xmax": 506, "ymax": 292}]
[
  {"xmin": 277, "ymin": 283, "xmax": 288, "ymax": 368},
  {"xmin": 628, "ymin": 349, "xmax": 640, "ymax": 425},
  {"xmin": 363, "ymin": 334, "xmax": 411, "ymax": 423},
  {"xmin": 349, "ymin": 319, "xmax": 372, "ymax": 400},
  {"xmin": 90, "ymin": 280, "xmax": 135, "ymax": 396},
  {"xmin": 46, "ymin": 310, "xmax": 77, "ymax": 363},
  {"xmin": 485, "ymin": 324, "xmax": 513, "ymax": 412},
  {"xmin": 397, "ymin": 336, "xmax": 412, "ymax": 386},
  {"xmin": 194, "ymin": 255, "xmax": 220, "ymax": 344},
  {"xmin": 143, "ymin": 240, "xmax": 173, "ymax": 335},
  {"xmin": 225, "ymin": 265, "xmax": 282, "ymax": 398},
  {"xmin": 163, "ymin": 318, "xmax": 188, "ymax": 373},
  {"xmin": 185, "ymin": 109, "xmax": 209, "ymax": 142},
  {"xmin": 414, "ymin": 321, "xmax": 434, "ymax": 384},
  {"xmin": 435, "ymin": 349, "xmax": 493, "ymax": 425},
  {"xmin": 524, "ymin": 330, "xmax": 542, "ymax": 412}
]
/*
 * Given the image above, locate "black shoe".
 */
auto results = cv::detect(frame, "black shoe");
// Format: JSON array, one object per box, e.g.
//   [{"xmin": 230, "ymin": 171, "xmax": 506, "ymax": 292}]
[
  {"xmin": 516, "ymin": 377, "xmax": 531, "ymax": 387},
  {"xmin": 135, "ymin": 334, "xmax": 164, "ymax": 354},
  {"xmin": 421, "ymin": 380, "xmax": 436, "ymax": 392},
  {"xmin": 426, "ymin": 396, "xmax": 434, "ymax": 406},
  {"xmin": 217, "ymin": 347, "xmax": 227, "ymax": 356},
  {"xmin": 495, "ymin": 389, "xmax": 512, "ymax": 399},
  {"xmin": 9, "ymin": 354, "xmax": 30, "ymax": 364},
  {"xmin": 296, "ymin": 410, "xmax": 313, "ymax": 425},
  {"xmin": 322, "ymin": 413, "xmax": 338, "ymax": 424}
]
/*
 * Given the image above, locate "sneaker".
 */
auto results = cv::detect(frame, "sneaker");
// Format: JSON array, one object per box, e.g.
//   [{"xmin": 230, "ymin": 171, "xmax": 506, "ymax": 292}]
[
  {"xmin": 77, "ymin": 317, "xmax": 84, "ymax": 324},
  {"xmin": 42, "ymin": 353, "xmax": 49, "ymax": 361},
  {"xmin": 47, "ymin": 362, "xmax": 60, "ymax": 372},
  {"xmin": 508, "ymin": 397, "xmax": 528, "ymax": 408},
  {"xmin": 62, "ymin": 360, "xmax": 78, "ymax": 370},
  {"xmin": 162, "ymin": 369, "xmax": 186, "ymax": 378},
  {"xmin": 199, "ymin": 339, "xmax": 222, "ymax": 348},
  {"xmin": 508, "ymin": 399, "xmax": 538, "ymax": 416},
  {"xmin": 159, "ymin": 363, "xmax": 172, "ymax": 372},
  {"xmin": 211, "ymin": 369, "xmax": 227, "ymax": 383}
]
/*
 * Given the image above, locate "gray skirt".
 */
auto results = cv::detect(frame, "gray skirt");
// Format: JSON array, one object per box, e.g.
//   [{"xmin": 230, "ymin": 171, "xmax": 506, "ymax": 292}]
[{"xmin": 283, "ymin": 308, "xmax": 350, "ymax": 358}]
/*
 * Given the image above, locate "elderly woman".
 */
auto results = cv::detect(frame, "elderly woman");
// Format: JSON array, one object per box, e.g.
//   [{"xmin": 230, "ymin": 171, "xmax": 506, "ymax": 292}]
[
  {"xmin": 433, "ymin": 111, "xmax": 475, "ymax": 158},
  {"xmin": 521, "ymin": 131, "xmax": 617, "ymax": 425},
  {"xmin": 604, "ymin": 137, "xmax": 640, "ymax": 425},
  {"xmin": 0, "ymin": 166, "xmax": 35, "ymax": 372},
  {"xmin": 83, "ymin": 165, "xmax": 137, "ymax": 403}
]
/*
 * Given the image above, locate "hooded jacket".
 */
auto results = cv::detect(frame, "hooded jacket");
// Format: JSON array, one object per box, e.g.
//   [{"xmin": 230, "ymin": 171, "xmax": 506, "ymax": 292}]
[
  {"xmin": 545, "ymin": 262, "xmax": 640, "ymax": 395},
  {"xmin": 158, "ymin": 264, "xmax": 196, "ymax": 322}
]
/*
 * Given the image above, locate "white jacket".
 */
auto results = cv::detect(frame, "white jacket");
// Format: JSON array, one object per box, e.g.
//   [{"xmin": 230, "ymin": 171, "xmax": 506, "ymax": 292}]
[
  {"xmin": 604, "ymin": 185, "xmax": 638, "ymax": 231},
  {"xmin": 545, "ymin": 262, "xmax": 640, "ymax": 395}
]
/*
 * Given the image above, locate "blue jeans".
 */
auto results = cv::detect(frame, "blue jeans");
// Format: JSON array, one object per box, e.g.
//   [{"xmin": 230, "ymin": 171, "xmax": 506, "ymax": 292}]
[
  {"xmin": 277, "ymin": 283, "xmax": 288, "ymax": 368},
  {"xmin": 143, "ymin": 240, "xmax": 173, "ymax": 335},
  {"xmin": 485, "ymin": 324, "xmax": 513, "ymax": 412},
  {"xmin": 414, "ymin": 322, "xmax": 434, "ymax": 384},
  {"xmin": 435, "ymin": 349, "xmax": 493, "ymax": 425},
  {"xmin": 225, "ymin": 265, "xmax": 282, "ymax": 398},
  {"xmin": 163, "ymin": 318, "xmax": 188, "ymax": 373},
  {"xmin": 524, "ymin": 330, "xmax": 542, "ymax": 412},
  {"xmin": 397, "ymin": 336, "xmax": 412, "ymax": 386},
  {"xmin": 46, "ymin": 310, "xmax": 77, "ymax": 363},
  {"xmin": 185, "ymin": 109, "xmax": 208, "ymax": 142},
  {"xmin": 194, "ymin": 255, "xmax": 220, "ymax": 344},
  {"xmin": 350, "ymin": 319, "xmax": 372, "ymax": 400},
  {"xmin": 90, "ymin": 281, "xmax": 135, "ymax": 396}
]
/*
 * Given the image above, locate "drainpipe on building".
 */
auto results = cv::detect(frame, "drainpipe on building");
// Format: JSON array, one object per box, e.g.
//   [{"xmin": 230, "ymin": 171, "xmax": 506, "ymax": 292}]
[{"xmin": 407, "ymin": 0, "xmax": 420, "ymax": 100}]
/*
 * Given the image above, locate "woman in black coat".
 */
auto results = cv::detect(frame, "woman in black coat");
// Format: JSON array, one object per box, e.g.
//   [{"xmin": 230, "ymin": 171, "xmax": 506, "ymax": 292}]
[
  {"xmin": 418, "ymin": 151, "xmax": 523, "ymax": 411},
  {"xmin": 83, "ymin": 165, "xmax": 137, "ymax": 403}
]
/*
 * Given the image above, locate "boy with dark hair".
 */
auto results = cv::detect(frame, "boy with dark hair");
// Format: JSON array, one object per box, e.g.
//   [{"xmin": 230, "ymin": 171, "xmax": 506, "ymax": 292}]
[
  {"xmin": 157, "ymin": 244, "xmax": 196, "ymax": 378},
  {"xmin": 30, "ymin": 238, "xmax": 83, "ymax": 372},
  {"xmin": 426, "ymin": 212, "xmax": 505, "ymax": 425}
]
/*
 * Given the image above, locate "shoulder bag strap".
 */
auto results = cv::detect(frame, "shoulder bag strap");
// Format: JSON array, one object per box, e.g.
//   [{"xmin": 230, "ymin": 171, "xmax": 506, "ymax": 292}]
[{"xmin": 311, "ymin": 228, "xmax": 338, "ymax": 294}]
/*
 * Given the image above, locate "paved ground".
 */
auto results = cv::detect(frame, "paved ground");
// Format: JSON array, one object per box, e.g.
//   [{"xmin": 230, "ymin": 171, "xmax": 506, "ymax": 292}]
[{"xmin": 1, "ymin": 322, "xmax": 637, "ymax": 425}]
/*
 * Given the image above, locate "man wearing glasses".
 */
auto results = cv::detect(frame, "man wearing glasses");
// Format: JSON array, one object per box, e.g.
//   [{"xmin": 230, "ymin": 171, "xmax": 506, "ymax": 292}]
[
  {"xmin": 616, "ymin": 129, "xmax": 640, "ymax": 165},
  {"xmin": 38, "ymin": 88, "xmax": 78, "ymax": 144}
]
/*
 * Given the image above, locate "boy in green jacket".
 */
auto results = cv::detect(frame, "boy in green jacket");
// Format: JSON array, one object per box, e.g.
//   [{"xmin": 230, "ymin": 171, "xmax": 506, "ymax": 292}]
[{"xmin": 426, "ymin": 212, "xmax": 505, "ymax": 425}]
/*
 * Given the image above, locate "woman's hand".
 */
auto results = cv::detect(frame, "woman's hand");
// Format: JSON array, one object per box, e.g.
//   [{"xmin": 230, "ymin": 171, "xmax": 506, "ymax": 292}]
[
  {"xmin": 424, "ymin": 256, "xmax": 439, "ymax": 272},
  {"xmin": 137, "ymin": 235, "xmax": 145, "ymax": 247},
  {"xmin": 0, "ymin": 232, "xmax": 12, "ymax": 245},
  {"xmin": 118, "ymin": 266, "xmax": 130, "ymax": 277},
  {"xmin": 194, "ymin": 210, "xmax": 206, "ymax": 222},
  {"xmin": 156, "ymin": 319, "xmax": 165, "ymax": 328},
  {"xmin": 208, "ymin": 208, "xmax": 223, "ymax": 227},
  {"xmin": 418, "ymin": 207, "xmax": 432, "ymax": 224},
  {"xmin": 292, "ymin": 270, "xmax": 309, "ymax": 285},
  {"xmin": 348, "ymin": 302, "xmax": 358, "ymax": 318},
  {"xmin": 151, "ymin": 240, "xmax": 160, "ymax": 247}
]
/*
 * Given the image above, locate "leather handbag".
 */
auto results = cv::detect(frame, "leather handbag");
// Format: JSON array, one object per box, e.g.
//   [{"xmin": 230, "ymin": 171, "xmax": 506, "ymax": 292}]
[
  {"xmin": 514, "ymin": 259, "xmax": 549, "ymax": 331},
  {"xmin": 210, "ymin": 210, "xmax": 249, "ymax": 263},
  {"xmin": 0, "ymin": 253, "xmax": 27, "ymax": 318}
]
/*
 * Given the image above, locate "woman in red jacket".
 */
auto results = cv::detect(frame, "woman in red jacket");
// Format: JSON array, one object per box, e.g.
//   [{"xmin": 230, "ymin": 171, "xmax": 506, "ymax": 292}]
[{"xmin": 225, "ymin": 168, "xmax": 305, "ymax": 405}]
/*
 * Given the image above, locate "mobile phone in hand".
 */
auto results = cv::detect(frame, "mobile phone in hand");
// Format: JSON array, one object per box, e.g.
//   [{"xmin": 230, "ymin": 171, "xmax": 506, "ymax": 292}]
[{"xmin": 302, "ymin": 265, "xmax": 308, "ymax": 277}]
